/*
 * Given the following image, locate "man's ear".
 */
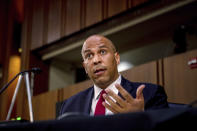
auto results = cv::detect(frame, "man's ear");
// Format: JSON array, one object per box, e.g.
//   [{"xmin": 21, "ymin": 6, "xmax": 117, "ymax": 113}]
[
  {"xmin": 115, "ymin": 52, "xmax": 120, "ymax": 65},
  {"xmin": 82, "ymin": 61, "xmax": 88, "ymax": 74}
]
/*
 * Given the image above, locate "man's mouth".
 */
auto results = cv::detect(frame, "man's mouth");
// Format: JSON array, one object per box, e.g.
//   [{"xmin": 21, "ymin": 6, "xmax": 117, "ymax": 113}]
[{"xmin": 94, "ymin": 68, "xmax": 106, "ymax": 76}]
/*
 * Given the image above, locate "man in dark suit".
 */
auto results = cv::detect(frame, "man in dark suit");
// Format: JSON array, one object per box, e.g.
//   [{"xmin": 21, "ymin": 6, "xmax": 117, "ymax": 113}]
[{"xmin": 59, "ymin": 34, "xmax": 168, "ymax": 116}]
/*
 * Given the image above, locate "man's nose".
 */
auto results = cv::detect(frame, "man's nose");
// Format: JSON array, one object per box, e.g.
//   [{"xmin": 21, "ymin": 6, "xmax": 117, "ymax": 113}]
[{"xmin": 93, "ymin": 55, "xmax": 101, "ymax": 65}]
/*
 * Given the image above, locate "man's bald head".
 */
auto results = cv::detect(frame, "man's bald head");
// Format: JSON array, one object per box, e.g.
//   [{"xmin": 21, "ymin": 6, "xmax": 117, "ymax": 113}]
[{"xmin": 81, "ymin": 35, "xmax": 116, "ymax": 59}]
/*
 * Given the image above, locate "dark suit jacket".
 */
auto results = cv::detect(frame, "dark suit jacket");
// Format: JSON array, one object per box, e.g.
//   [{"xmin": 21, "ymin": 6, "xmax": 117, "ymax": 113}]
[{"xmin": 59, "ymin": 77, "xmax": 168, "ymax": 116}]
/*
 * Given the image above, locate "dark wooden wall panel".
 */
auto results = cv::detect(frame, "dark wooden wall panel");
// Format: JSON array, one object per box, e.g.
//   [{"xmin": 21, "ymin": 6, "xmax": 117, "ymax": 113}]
[
  {"xmin": 47, "ymin": 0, "xmax": 61, "ymax": 43},
  {"xmin": 163, "ymin": 49, "xmax": 197, "ymax": 104},
  {"xmin": 108, "ymin": 0, "xmax": 127, "ymax": 17},
  {"xmin": 61, "ymin": 0, "xmax": 67, "ymax": 37},
  {"xmin": 0, "ymin": 0, "xmax": 22, "ymax": 121},
  {"xmin": 29, "ymin": 53, "xmax": 49, "ymax": 96},
  {"xmin": 62, "ymin": 0, "xmax": 81, "ymax": 36},
  {"xmin": 85, "ymin": 0, "xmax": 102, "ymax": 27},
  {"xmin": 102, "ymin": 0, "xmax": 108, "ymax": 19},
  {"xmin": 0, "ymin": 0, "xmax": 9, "ymax": 121},
  {"xmin": 31, "ymin": 0, "xmax": 45, "ymax": 50},
  {"xmin": 0, "ymin": 1, "xmax": 8, "ymax": 65},
  {"xmin": 28, "ymin": 0, "xmax": 152, "ymax": 50},
  {"xmin": 132, "ymin": 0, "xmax": 147, "ymax": 7}
]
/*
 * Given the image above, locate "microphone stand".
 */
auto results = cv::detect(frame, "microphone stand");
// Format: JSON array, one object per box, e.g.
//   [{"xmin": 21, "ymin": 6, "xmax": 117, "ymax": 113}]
[{"xmin": 6, "ymin": 72, "xmax": 34, "ymax": 122}]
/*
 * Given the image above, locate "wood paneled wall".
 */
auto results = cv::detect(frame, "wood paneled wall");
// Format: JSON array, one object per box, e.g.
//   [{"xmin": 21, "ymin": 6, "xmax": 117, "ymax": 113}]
[
  {"xmin": 32, "ymin": 90, "xmax": 58, "ymax": 120},
  {"xmin": 47, "ymin": 0, "xmax": 62, "ymax": 43},
  {"xmin": 62, "ymin": 0, "xmax": 81, "ymax": 36},
  {"xmin": 163, "ymin": 49, "xmax": 197, "ymax": 104},
  {"xmin": 85, "ymin": 0, "xmax": 102, "ymax": 27},
  {"xmin": 26, "ymin": 0, "xmax": 148, "ymax": 50},
  {"xmin": 0, "ymin": 1, "xmax": 9, "ymax": 120},
  {"xmin": 31, "ymin": 0, "xmax": 45, "ymax": 50},
  {"xmin": 108, "ymin": 0, "xmax": 127, "ymax": 17},
  {"xmin": 0, "ymin": 0, "xmax": 18, "ymax": 120},
  {"xmin": 0, "ymin": 0, "xmax": 8, "ymax": 65},
  {"xmin": 121, "ymin": 61, "xmax": 158, "ymax": 85},
  {"xmin": 60, "ymin": 79, "xmax": 93, "ymax": 101}
]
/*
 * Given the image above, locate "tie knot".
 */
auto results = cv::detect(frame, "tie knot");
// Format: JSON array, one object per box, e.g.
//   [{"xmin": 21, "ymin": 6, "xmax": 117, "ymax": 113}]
[{"xmin": 100, "ymin": 90, "xmax": 106, "ymax": 97}]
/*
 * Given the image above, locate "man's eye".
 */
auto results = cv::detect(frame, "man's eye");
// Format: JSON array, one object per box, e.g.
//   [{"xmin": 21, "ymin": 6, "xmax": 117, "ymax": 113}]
[
  {"xmin": 100, "ymin": 50, "xmax": 106, "ymax": 55},
  {"xmin": 86, "ymin": 54, "xmax": 93, "ymax": 59}
]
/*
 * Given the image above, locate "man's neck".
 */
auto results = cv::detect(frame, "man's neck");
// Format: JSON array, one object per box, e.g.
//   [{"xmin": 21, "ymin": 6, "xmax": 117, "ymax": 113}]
[{"xmin": 95, "ymin": 74, "xmax": 120, "ymax": 89}]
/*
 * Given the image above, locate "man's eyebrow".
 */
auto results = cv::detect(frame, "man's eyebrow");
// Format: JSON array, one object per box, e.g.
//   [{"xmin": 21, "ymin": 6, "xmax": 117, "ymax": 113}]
[
  {"xmin": 83, "ymin": 49, "xmax": 91, "ymax": 53},
  {"xmin": 99, "ymin": 45, "xmax": 109, "ymax": 49}
]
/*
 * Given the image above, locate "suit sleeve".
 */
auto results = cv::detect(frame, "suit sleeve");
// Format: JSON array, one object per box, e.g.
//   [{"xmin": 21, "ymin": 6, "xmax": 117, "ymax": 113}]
[
  {"xmin": 145, "ymin": 85, "xmax": 169, "ymax": 110},
  {"xmin": 59, "ymin": 100, "xmax": 67, "ymax": 116}
]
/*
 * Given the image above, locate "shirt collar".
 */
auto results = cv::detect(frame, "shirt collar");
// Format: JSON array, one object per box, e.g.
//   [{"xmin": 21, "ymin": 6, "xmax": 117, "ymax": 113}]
[{"xmin": 93, "ymin": 75, "xmax": 122, "ymax": 100}]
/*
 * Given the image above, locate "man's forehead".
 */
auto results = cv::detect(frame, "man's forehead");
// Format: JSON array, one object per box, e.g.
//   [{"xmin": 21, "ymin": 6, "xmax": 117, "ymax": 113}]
[
  {"xmin": 82, "ymin": 39, "xmax": 110, "ymax": 51},
  {"xmin": 83, "ymin": 42, "xmax": 109, "ymax": 49},
  {"xmin": 81, "ymin": 35, "xmax": 116, "ymax": 56}
]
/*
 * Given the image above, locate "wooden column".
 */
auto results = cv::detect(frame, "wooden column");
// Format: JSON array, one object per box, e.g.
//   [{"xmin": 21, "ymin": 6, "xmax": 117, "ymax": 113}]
[
  {"xmin": 16, "ymin": 0, "xmax": 33, "ymax": 120},
  {"xmin": 0, "ymin": 0, "xmax": 10, "ymax": 121}
]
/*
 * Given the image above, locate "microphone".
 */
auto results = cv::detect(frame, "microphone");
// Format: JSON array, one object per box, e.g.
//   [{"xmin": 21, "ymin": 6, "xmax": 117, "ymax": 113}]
[
  {"xmin": 31, "ymin": 67, "xmax": 42, "ymax": 73},
  {"xmin": 29, "ymin": 68, "xmax": 42, "ymax": 96},
  {"xmin": 0, "ymin": 67, "xmax": 42, "ymax": 95},
  {"xmin": 21, "ymin": 67, "xmax": 42, "ymax": 74}
]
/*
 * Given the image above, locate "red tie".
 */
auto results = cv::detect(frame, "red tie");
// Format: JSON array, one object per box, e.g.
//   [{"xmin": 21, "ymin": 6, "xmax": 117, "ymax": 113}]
[{"xmin": 94, "ymin": 90, "xmax": 106, "ymax": 116}]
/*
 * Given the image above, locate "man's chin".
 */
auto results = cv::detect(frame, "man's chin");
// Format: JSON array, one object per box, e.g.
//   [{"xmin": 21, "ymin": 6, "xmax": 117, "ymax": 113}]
[{"xmin": 93, "ymin": 77, "xmax": 110, "ymax": 88}]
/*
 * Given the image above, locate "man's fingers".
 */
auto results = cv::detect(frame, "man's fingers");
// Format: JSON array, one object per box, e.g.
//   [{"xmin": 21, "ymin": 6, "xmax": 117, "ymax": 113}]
[
  {"xmin": 102, "ymin": 102, "xmax": 118, "ymax": 113},
  {"xmin": 105, "ymin": 89, "xmax": 126, "ymax": 108},
  {"xmin": 103, "ymin": 93, "xmax": 122, "ymax": 112},
  {"xmin": 115, "ymin": 83, "xmax": 134, "ymax": 102},
  {"xmin": 136, "ymin": 85, "xmax": 145, "ymax": 99}
]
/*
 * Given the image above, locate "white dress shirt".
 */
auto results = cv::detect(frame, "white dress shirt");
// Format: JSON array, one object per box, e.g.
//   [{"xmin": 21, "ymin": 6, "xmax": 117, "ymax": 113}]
[{"xmin": 90, "ymin": 75, "xmax": 121, "ymax": 116}]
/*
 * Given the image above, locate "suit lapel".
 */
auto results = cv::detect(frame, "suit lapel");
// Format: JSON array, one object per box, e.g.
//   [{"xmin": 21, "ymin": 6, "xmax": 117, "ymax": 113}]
[
  {"xmin": 83, "ymin": 86, "xmax": 94, "ymax": 114},
  {"xmin": 119, "ymin": 76, "xmax": 136, "ymax": 98}
]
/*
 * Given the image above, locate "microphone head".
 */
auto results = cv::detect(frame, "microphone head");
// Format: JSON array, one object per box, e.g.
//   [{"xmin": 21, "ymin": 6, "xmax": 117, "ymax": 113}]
[{"xmin": 31, "ymin": 67, "xmax": 42, "ymax": 74}]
